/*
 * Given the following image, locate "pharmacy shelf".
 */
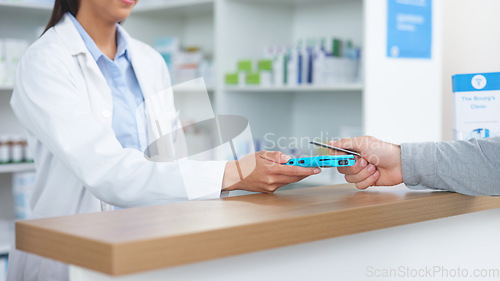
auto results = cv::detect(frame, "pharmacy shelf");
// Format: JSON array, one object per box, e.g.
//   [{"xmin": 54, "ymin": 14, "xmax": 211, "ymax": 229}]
[
  {"xmin": 1, "ymin": 86, "xmax": 215, "ymax": 92},
  {"xmin": 133, "ymin": 0, "xmax": 213, "ymax": 15},
  {"xmin": 0, "ymin": 220, "xmax": 13, "ymax": 255},
  {"xmin": 0, "ymin": 1, "xmax": 52, "ymax": 11},
  {"xmin": 229, "ymin": 0, "xmax": 343, "ymax": 5},
  {"xmin": 224, "ymin": 84, "xmax": 364, "ymax": 93},
  {"xmin": 0, "ymin": 163, "xmax": 35, "ymax": 174},
  {"xmin": 0, "ymin": 86, "xmax": 13, "ymax": 92},
  {"xmin": 174, "ymin": 86, "xmax": 215, "ymax": 93}
]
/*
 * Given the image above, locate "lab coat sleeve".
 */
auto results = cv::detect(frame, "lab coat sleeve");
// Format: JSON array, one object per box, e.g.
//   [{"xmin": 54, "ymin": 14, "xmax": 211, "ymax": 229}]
[
  {"xmin": 401, "ymin": 136, "xmax": 500, "ymax": 196},
  {"xmin": 11, "ymin": 46, "xmax": 227, "ymax": 207}
]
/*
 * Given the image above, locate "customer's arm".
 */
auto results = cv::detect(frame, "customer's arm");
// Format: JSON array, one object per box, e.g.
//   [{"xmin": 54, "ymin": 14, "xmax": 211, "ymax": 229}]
[
  {"xmin": 401, "ymin": 136, "xmax": 500, "ymax": 195},
  {"xmin": 329, "ymin": 136, "xmax": 500, "ymax": 196}
]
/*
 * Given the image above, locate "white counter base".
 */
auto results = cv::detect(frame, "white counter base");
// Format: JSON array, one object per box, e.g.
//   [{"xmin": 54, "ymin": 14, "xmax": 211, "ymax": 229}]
[{"xmin": 69, "ymin": 208, "xmax": 500, "ymax": 281}]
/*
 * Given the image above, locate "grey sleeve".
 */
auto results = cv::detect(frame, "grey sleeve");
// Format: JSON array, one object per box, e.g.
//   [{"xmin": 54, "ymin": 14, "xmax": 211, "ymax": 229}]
[{"xmin": 401, "ymin": 136, "xmax": 500, "ymax": 196}]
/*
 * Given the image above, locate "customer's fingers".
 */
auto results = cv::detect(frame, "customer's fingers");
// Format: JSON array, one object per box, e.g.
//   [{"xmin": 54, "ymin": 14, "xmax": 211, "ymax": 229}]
[
  {"xmin": 354, "ymin": 170, "xmax": 380, "ymax": 189},
  {"xmin": 337, "ymin": 157, "xmax": 367, "ymax": 175},
  {"xmin": 328, "ymin": 139, "xmax": 362, "ymax": 155},
  {"xmin": 344, "ymin": 164, "xmax": 377, "ymax": 184}
]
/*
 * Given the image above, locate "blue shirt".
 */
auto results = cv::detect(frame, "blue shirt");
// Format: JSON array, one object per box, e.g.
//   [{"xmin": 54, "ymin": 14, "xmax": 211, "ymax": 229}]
[{"xmin": 68, "ymin": 13, "xmax": 147, "ymax": 151}]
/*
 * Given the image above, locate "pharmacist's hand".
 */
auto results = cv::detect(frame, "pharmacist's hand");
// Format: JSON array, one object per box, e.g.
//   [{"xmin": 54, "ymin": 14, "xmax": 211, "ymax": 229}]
[
  {"xmin": 328, "ymin": 136, "xmax": 403, "ymax": 189},
  {"xmin": 222, "ymin": 151, "xmax": 321, "ymax": 193}
]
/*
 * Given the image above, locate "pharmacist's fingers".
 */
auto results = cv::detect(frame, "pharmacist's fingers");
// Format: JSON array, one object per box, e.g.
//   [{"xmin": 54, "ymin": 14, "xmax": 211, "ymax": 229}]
[
  {"xmin": 275, "ymin": 175, "xmax": 310, "ymax": 184},
  {"xmin": 344, "ymin": 164, "xmax": 376, "ymax": 184},
  {"xmin": 260, "ymin": 151, "xmax": 291, "ymax": 164},
  {"xmin": 354, "ymin": 170, "xmax": 380, "ymax": 190},
  {"xmin": 337, "ymin": 157, "xmax": 368, "ymax": 175},
  {"xmin": 275, "ymin": 164, "xmax": 321, "ymax": 177}
]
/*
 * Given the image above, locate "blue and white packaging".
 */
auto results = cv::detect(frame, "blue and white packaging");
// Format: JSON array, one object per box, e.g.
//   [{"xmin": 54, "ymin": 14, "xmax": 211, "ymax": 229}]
[
  {"xmin": 12, "ymin": 172, "xmax": 37, "ymax": 219},
  {"xmin": 0, "ymin": 255, "xmax": 7, "ymax": 281},
  {"xmin": 453, "ymin": 72, "xmax": 500, "ymax": 140}
]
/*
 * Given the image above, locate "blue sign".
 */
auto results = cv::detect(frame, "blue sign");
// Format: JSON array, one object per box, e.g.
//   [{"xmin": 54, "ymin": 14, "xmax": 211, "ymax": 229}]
[
  {"xmin": 387, "ymin": 0, "xmax": 432, "ymax": 59},
  {"xmin": 453, "ymin": 72, "xmax": 500, "ymax": 93}
]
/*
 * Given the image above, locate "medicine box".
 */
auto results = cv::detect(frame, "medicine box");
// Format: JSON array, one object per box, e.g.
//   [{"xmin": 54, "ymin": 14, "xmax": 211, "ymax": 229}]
[{"xmin": 453, "ymin": 72, "xmax": 500, "ymax": 140}]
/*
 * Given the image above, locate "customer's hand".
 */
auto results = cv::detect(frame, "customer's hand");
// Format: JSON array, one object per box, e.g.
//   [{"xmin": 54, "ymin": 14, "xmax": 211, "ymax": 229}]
[
  {"xmin": 329, "ymin": 136, "xmax": 403, "ymax": 189},
  {"xmin": 222, "ymin": 151, "xmax": 321, "ymax": 193}
]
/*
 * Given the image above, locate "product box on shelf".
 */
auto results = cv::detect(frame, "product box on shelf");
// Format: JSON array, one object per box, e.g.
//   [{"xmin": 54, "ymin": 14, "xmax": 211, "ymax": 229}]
[
  {"xmin": 0, "ymin": 255, "xmax": 7, "ymax": 281},
  {"xmin": 0, "ymin": 135, "xmax": 33, "ymax": 164},
  {"xmin": 155, "ymin": 37, "xmax": 214, "ymax": 88},
  {"xmin": 0, "ymin": 38, "xmax": 29, "ymax": 87},
  {"xmin": 453, "ymin": 72, "xmax": 500, "ymax": 140},
  {"xmin": 4, "ymin": 39, "xmax": 28, "ymax": 87},
  {"xmin": 12, "ymin": 171, "xmax": 37, "ymax": 219},
  {"xmin": 225, "ymin": 37, "xmax": 362, "ymax": 87},
  {"xmin": 0, "ymin": 39, "xmax": 6, "ymax": 87}
]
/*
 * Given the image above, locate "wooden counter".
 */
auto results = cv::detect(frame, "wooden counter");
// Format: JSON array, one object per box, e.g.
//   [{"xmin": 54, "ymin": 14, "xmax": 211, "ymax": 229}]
[{"xmin": 15, "ymin": 184, "xmax": 500, "ymax": 276}]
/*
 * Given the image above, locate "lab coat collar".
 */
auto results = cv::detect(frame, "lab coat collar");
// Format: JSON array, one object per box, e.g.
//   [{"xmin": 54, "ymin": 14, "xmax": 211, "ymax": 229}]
[
  {"xmin": 52, "ymin": 14, "xmax": 155, "ymax": 106},
  {"xmin": 53, "ymin": 14, "xmax": 91, "ymax": 57},
  {"xmin": 53, "ymin": 14, "xmax": 113, "ymax": 111},
  {"xmin": 55, "ymin": 14, "xmax": 132, "ymax": 61},
  {"xmin": 119, "ymin": 27, "xmax": 155, "ymax": 101}
]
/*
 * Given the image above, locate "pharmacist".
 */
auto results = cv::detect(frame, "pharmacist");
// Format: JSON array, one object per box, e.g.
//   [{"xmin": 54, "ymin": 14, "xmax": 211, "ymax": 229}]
[
  {"xmin": 7, "ymin": 0, "xmax": 319, "ymax": 280},
  {"xmin": 330, "ymin": 136, "xmax": 500, "ymax": 195}
]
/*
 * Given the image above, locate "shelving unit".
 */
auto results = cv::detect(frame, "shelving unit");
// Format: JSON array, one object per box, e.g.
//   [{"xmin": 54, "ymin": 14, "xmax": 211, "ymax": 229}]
[
  {"xmin": 0, "ymin": 1, "xmax": 51, "ymax": 11},
  {"xmin": 133, "ymin": 0, "xmax": 214, "ymax": 14},
  {"xmin": 224, "ymin": 84, "xmax": 363, "ymax": 93},
  {"xmin": 0, "ymin": 87, "xmax": 13, "ymax": 92},
  {"xmin": 173, "ymin": 85, "xmax": 215, "ymax": 93},
  {"xmin": 0, "ymin": 1, "xmax": 50, "ymax": 265},
  {"xmin": 0, "ymin": 163, "xmax": 35, "ymax": 174}
]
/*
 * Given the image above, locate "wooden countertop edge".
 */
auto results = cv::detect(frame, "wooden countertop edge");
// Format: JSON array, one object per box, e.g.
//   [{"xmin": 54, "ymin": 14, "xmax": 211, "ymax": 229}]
[
  {"xmin": 16, "ymin": 192, "xmax": 500, "ymax": 276},
  {"xmin": 16, "ymin": 222, "xmax": 115, "ymax": 274}
]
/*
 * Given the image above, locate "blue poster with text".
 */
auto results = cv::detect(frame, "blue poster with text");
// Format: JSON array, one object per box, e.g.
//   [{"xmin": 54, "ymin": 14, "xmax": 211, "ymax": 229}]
[{"xmin": 387, "ymin": 0, "xmax": 432, "ymax": 59}]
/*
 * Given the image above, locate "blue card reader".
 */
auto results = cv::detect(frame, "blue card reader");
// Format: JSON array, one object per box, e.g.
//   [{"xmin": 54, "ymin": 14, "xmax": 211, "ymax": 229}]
[{"xmin": 283, "ymin": 155, "xmax": 355, "ymax": 168}]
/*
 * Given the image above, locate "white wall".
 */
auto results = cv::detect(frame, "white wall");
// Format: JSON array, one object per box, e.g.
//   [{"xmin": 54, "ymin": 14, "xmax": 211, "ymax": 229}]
[
  {"xmin": 441, "ymin": 0, "xmax": 500, "ymax": 141},
  {"xmin": 364, "ymin": 0, "xmax": 443, "ymax": 144}
]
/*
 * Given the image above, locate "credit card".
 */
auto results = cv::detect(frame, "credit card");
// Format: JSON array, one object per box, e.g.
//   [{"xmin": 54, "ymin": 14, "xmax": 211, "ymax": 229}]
[{"xmin": 309, "ymin": 141, "xmax": 361, "ymax": 156}]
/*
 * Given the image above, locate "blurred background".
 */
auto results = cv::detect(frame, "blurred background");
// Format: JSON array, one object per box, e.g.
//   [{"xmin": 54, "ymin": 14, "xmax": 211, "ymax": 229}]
[{"xmin": 0, "ymin": 0, "xmax": 499, "ymax": 277}]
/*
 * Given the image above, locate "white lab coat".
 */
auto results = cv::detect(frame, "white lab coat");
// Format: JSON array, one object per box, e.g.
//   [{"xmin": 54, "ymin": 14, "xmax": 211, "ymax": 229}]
[{"xmin": 7, "ymin": 14, "xmax": 227, "ymax": 281}]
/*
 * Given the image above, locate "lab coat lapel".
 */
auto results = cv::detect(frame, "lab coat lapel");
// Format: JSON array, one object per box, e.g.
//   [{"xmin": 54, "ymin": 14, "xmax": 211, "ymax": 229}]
[
  {"xmin": 126, "ymin": 40, "xmax": 162, "ymax": 145},
  {"xmin": 125, "ymin": 33, "xmax": 189, "ymax": 161},
  {"xmin": 53, "ymin": 14, "xmax": 113, "ymax": 120}
]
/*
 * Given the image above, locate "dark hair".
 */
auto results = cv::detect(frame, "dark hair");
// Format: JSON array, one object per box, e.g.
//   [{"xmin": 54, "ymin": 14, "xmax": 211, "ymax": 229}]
[{"xmin": 43, "ymin": 0, "xmax": 80, "ymax": 34}]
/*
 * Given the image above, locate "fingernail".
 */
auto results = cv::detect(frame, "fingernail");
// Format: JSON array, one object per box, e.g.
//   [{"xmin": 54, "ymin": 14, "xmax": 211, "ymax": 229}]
[
  {"xmin": 373, "ymin": 170, "xmax": 380, "ymax": 177},
  {"xmin": 367, "ymin": 164, "xmax": 375, "ymax": 173},
  {"xmin": 281, "ymin": 154, "xmax": 291, "ymax": 162},
  {"xmin": 314, "ymin": 168, "xmax": 321, "ymax": 174},
  {"xmin": 360, "ymin": 159, "xmax": 367, "ymax": 167}
]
